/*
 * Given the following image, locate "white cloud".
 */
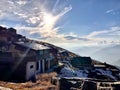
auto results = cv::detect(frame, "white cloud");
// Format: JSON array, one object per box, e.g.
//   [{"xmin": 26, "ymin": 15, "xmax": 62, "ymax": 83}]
[
  {"xmin": 67, "ymin": 32, "xmax": 78, "ymax": 37},
  {"xmin": 106, "ymin": 9, "xmax": 120, "ymax": 15},
  {"xmin": 16, "ymin": 0, "xmax": 27, "ymax": 5},
  {"xmin": 85, "ymin": 26, "xmax": 120, "ymax": 45},
  {"xmin": 0, "ymin": 0, "xmax": 72, "ymax": 40},
  {"xmin": 87, "ymin": 26, "xmax": 120, "ymax": 38},
  {"xmin": 106, "ymin": 9, "xmax": 114, "ymax": 13},
  {"xmin": 87, "ymin": 31, "xmax": 108, "ymax": 38},
  {"xmin": 0, "ymin": 0, "xmax": 120, "ymax": 47}
]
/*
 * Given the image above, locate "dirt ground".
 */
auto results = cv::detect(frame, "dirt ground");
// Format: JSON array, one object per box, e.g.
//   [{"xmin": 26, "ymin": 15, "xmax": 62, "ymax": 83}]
[{"xmin": 0, "ymin": 72, "xmax": 58, "ymax": 90}]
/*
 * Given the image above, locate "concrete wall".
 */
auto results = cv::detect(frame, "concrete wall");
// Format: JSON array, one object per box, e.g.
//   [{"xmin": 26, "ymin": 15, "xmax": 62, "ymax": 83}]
[{"xmin": 26, "ymin": 61, "xmax": 36, "ymax": 80}]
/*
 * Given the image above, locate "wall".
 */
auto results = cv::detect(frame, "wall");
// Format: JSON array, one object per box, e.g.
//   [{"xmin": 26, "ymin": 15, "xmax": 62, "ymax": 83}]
[{"xmin": 26, "ymin": 61, "xmax": 36, "ymax": 81}]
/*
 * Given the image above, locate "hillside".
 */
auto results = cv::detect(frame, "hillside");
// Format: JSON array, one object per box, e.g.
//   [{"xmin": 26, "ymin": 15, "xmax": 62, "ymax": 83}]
[
  {"xmin": 0, "ymin": 72, "xmax": 57, "ymax": 90},
  {"xmin": 0, "ymin": 26, "xmax": 120, "ymax": 90}
]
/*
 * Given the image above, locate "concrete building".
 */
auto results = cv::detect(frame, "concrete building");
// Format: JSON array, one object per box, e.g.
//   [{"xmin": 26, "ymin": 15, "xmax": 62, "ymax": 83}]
[
  {"xmin": 0, "ymin": 26, "xmax": 58, "ymax": 81},
  {"xmin": 0, "ymin": 41, "xmax": 58, "ymax": 81}
]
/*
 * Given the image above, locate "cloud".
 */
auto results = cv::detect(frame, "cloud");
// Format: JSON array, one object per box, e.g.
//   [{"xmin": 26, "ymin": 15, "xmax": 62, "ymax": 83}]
[
  {"xmin": 87, "ymin": 26, "xmax": 120, "ymax": 38},
  {"xmin": 0, "ymin": 0, "xmax": 72, "ymax": 40},
  {"xmin": 16, "ymin": 0, "xmax": 27, "ymax": 5},
  {"xmin": 0, "ymin": 0, "xmax": 97, "ymax": 47},
  {"xmin": 65, "ymin": 36, "xmax": 90, "ymax": 41},
  {"xmin": 64, "ymin": 32, "xmax": 90, "ymax": 41},
  {"xmin": 1, "ymin": 0, "xmax": 119, "ymax": 47},
  {"xmin": 85, "ymin": 26, "xmax": 120, "ymax": 45},
  {"xmin": 87, "ymin": 31, "xmax": 108, "ymax": 38},
  {"xmin": 106, "ymin": 9, "xmax": 114, "ymax": 13},
  {"xmin": 106, "ymin": 9, "xmax": 120, "ymax": 15}
]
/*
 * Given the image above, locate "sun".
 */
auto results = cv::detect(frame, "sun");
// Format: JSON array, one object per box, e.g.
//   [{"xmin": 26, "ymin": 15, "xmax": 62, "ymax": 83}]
[{"xmin": 43, "ymin": 13, "xmax": 55, "ymax": 26}]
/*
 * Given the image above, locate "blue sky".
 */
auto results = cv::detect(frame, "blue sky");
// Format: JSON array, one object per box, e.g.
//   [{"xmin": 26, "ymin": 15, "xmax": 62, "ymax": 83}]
[
  {"xmin": 1, "ymin": 0, "xmax": 120, "ymax": 64},
  {"xmin": 62, "ymin": 0, "xmax": 120, "ymax": 35},
  {"xmin": 0, "ymin": 0, "xmax": 120, "ymax": 48}
]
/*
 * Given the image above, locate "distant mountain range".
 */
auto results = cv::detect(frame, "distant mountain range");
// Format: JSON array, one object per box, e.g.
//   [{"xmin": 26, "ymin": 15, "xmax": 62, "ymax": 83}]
[
  {"xmin": 113, "ymin": 59, "xmax": 120, "ymax": 67},
  {"xmin": 71, "ymin": 44, "xmax": 120, "ymax": 66},
  {"xmin": 91, "ymin": 45, "xmax": 120, "ymax": 65}
]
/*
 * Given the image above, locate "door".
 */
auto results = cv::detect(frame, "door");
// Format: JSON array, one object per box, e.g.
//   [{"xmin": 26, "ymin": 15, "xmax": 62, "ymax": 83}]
[{"xmin": 26, "ymin": 61, "xmax": 36, "ymax": 80}]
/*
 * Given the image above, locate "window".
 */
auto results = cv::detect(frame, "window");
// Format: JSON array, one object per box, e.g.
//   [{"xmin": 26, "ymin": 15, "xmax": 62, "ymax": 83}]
[
  {"xmin": 30, "ymin": 65, "xmax": 34, "ymax": 69},
  {"xmin": 36, "ymin": 61, "xmax": 39, "ymax": 70},
  {"xmin": 39, "ymin": 50, "xmax": 43, "ymax": 55},
  {"xmin": 44, "ymin": 50, "xmax": 49, "ymax": 54}
]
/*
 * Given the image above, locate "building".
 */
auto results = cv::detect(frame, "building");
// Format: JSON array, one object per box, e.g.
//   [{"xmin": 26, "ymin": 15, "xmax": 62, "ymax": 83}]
[
  {"xmin": 0, "ymin": 26, "xmax": 58, "ymax": 81},
  {"xmin": 16, "ymin": 41, "xmax": 54, "ymax": 80},
  {"xmin": 0, "ymin": 41, "xmax": 58, "ymax": 81}
]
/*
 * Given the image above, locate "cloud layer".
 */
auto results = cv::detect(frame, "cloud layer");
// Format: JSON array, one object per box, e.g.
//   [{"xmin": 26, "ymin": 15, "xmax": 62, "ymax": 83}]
[
  {"xmin": 87, "ymin": 27, "xmax": 120, "ymax": 37},
  {"xmin": 0, "ymin": 0, "xmax": 72, "ymax": 39},
  {"xmin": 0, "ymin": 0, "xmax": 120, "ymax": 48}
]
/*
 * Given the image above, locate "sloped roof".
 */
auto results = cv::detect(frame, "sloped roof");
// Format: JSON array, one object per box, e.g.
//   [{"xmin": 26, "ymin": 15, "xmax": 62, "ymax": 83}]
[{"xmin": 15, "ymin": 41, "xmax": 50, "ymax": 50}]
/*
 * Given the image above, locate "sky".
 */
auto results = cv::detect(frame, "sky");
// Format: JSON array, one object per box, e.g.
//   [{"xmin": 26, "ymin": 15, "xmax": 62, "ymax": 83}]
[{"xmin": 0, "ymin": 0, "xmax": 120, "ymax": 62}]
